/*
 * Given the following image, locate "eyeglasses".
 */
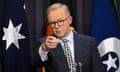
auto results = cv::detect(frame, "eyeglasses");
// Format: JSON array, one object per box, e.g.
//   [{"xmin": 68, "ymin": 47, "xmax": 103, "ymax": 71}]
[{"xmin": 48, "ymin": 16, "xmax": 69, "ymax": 27}]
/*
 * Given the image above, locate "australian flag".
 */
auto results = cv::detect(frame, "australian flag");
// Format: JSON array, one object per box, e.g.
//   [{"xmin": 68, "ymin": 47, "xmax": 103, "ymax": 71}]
[
  {"xmin": 91, "ymin": 0, "xmax": 120, "ymax": 72},
  {"xmin": 2, "ymin": 0, "xmax": 31, "ymax": 72}
]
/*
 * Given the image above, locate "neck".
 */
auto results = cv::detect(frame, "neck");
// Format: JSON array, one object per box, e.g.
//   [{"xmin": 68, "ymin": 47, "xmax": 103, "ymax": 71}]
[{"xmin": 60, "ymin": 30, "xmax": 71, "ymax": 40}]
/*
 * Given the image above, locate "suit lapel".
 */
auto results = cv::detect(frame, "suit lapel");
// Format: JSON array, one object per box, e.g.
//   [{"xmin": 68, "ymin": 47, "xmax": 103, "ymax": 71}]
[{"xmin": 74, "ymin": 33, "xmax": 83, "ymax": 64}]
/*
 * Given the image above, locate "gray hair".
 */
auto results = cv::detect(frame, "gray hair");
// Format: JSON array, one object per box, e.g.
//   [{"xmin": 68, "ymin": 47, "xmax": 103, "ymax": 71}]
[{"xmin": 47, "ymin": 3, "xmax": 71, "ymax": 16}]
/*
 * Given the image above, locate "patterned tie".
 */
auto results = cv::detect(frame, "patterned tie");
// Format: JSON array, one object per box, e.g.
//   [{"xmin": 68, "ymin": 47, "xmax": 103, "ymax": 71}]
[{"xmin": 62, "ymin": 40, "xmax": 76, "ymax": 72}]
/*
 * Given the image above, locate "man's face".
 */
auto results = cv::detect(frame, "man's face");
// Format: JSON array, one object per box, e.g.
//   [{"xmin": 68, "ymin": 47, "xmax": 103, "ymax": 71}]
[{"xmin": 48, "ymin": 7, "xmax": 72, "ymax": 38}]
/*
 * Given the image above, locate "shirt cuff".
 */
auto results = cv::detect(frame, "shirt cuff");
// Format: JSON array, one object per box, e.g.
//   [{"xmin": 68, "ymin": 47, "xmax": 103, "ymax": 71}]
[{"xmin": 38, "ymin": 46, "xmax": 48, "ymax": 62}]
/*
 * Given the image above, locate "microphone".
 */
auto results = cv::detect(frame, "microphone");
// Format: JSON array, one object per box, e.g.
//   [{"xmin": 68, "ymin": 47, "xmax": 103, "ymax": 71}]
[{"xmin": 78, "ymin": 62, "xmax": 82, "ymax": 72}]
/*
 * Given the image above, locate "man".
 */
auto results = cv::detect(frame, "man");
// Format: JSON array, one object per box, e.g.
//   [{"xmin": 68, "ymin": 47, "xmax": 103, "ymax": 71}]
[{"xmin": 32, "ymin": 3, "xmax": 105, "ymax": 72}]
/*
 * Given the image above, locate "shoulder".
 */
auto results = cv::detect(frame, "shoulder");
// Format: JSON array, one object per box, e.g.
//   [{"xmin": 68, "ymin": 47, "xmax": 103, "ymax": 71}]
[
  {"xmin": 74, "ymin": 32, "xmax": 96, "ymax": 42},
  {"xmin": 74, "ymin": 33, "xmax": 97, "ymax": 49}
]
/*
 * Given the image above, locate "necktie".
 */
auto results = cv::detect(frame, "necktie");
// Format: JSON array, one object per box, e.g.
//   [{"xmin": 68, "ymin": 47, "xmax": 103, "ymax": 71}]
[{"xmin": 62, "ymin": 40, "xmax": 76, "ymax": 72}]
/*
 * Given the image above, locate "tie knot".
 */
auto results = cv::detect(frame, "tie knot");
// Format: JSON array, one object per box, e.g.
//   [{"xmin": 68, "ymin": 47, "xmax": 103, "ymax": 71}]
[{"xmin": 62, "ymin": 39, "xmax": 68, "ymax": 43}]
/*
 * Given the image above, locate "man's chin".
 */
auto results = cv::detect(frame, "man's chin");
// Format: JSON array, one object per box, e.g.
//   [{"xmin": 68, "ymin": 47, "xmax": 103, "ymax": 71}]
[{"xmin": 55, "ymin": 34, "xmax": 63, "ymax": 38}]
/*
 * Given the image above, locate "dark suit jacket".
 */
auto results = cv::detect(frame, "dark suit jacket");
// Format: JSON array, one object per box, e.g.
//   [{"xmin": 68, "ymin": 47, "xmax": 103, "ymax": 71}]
[{"xmin": 32, "ymin": 33, "xmax": 105, "ymax": 72}]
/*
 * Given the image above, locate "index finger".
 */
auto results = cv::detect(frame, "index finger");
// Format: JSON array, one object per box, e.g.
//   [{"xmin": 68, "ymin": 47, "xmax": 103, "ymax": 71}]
[{"xmin": 47, "ymin": 36, "xmax": 57, "ymax": 40}]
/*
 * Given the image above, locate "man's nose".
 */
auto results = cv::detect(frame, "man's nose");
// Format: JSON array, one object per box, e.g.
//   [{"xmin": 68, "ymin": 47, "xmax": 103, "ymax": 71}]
[{"xmin": 55, "ymin": 23, "xmax": 59, "ymax": 28}]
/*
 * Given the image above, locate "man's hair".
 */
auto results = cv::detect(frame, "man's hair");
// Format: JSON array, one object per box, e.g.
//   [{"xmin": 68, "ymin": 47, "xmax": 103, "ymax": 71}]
[{"xmin": 47, "ymin": 3, "xmax": 70, "ymax": 16}]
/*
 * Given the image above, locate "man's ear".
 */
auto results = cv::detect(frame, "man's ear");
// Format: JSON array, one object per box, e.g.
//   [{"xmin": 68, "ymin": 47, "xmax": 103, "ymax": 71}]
[{"xmin": 69, "ymin": 16, "xmax": 73, "ymax": 25}]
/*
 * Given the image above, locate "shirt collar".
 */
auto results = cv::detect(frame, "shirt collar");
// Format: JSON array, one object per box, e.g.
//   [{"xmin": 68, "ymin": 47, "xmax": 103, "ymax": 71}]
[
  {"xmin": 65, "ymin": 30, "xmax": 73, "ymax": 43},
  {"xmin": 59, "ymin": 30, "xmax": 73, "ymax": 43}
]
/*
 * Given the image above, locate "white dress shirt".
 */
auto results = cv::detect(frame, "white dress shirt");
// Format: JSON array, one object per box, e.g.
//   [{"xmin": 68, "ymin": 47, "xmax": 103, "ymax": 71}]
[{"xmin": 39, "ymin": 31, "xmax": 75, "ymax": 62}]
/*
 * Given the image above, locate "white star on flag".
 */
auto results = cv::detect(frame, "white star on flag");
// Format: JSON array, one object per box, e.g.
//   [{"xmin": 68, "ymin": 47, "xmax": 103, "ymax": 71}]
[
  {"xmin": 98, "ymin": 37, "xmax": 120, "ymax": 72},
  {"xmin": 2, "ymin": 19, "xmax": 26, "ymax": 50},
  {"xmin": 102, "ymin": 54, "xmax": 117, "ymax": 71}
]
